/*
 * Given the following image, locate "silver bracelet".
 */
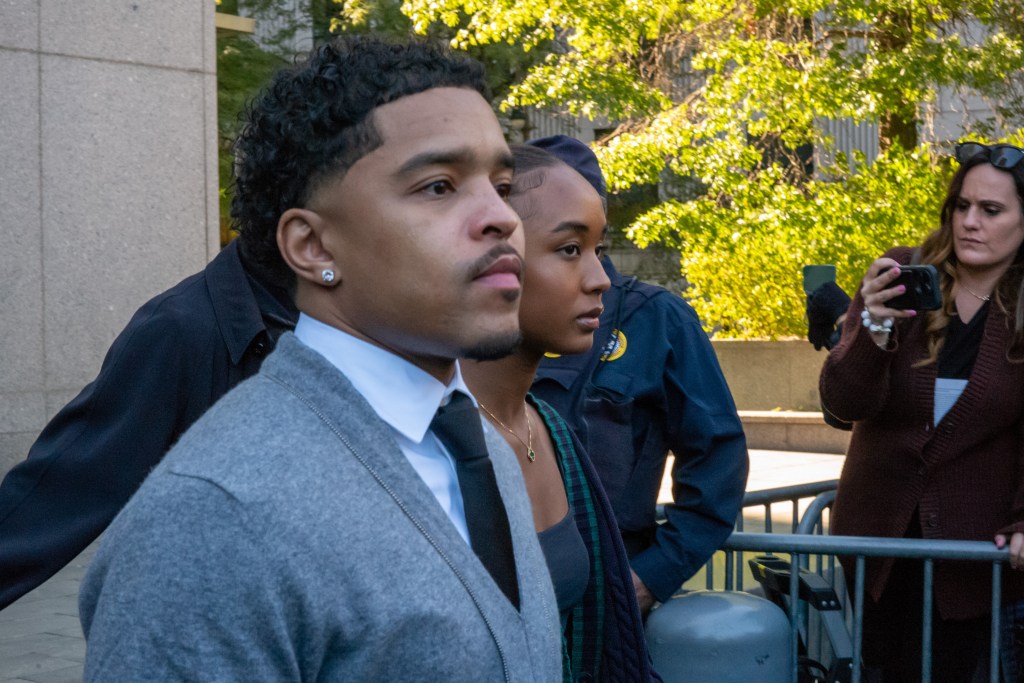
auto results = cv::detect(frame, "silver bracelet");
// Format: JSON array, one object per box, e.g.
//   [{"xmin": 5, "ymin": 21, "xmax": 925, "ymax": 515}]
[{"xmin": 860, "ymin": 309, "xmax": 893, "ymax": 334}]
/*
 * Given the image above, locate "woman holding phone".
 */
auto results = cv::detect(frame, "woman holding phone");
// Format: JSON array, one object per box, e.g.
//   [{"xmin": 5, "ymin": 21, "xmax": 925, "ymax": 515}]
[
  {"xmin": 462, "ymin": 136, "xmax": 659, "ymax": 682},
  {"xmin": 820, "ymin": 141, "xmax": 1024, "ymax": 681}
]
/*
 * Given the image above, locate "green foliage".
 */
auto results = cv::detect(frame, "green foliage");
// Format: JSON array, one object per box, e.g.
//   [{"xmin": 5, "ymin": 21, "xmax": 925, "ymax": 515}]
[
  {"xmin": 402, "ymin": 0, "xmax": 1024, "ymax": 337},
  {"xmin": 327, "ymin": 0, "xmax": 550, "ymax": 101},
  {"xmin": 628, "ymin": 146, "xmax": 950, "ymax": 337},
  {"xmin": 216, "ymin": 35, "xmax": 287, "ymax": 244}
]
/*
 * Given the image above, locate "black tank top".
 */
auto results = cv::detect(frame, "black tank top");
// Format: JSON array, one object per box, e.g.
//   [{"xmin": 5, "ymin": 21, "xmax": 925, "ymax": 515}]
[{"xmin": 537, "ymin": 509, "xmax": 590, "ymax": 619}]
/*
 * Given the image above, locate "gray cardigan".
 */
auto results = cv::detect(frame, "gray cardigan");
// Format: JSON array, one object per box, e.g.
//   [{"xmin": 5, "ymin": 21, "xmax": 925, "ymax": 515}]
[{"xmin": 80, "ymin": 333, "xmax": 562, "ymax": 681}]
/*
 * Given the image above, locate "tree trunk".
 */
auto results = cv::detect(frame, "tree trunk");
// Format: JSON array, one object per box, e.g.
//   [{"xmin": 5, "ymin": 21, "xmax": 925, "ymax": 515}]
[
  {"xmin": 880, "ymin": 110, "xmax": 918, "ymax": 151},
  {"xmin": 877, "ymin": 9, "xmax": 919, "ymax": 152}
]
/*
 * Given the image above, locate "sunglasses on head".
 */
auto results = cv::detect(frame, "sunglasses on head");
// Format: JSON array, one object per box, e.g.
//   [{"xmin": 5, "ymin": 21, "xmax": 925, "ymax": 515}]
[{"xmin": 954, "ymin": 141, "xmax": 1024, "ymax": 170}]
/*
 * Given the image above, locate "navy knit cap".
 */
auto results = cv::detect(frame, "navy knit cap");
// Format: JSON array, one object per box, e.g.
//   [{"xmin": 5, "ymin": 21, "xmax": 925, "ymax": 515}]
[{"xmin": 525, "ymin": 135, "xmax": 606, "ymax": 200}]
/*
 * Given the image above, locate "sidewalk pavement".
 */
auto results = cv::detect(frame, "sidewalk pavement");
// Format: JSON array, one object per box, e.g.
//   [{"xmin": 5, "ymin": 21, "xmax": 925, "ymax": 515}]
[
  {"xmin": 0, "ymin": 546, "xmax": 91, "ymax": 683},
  {"xmin": 0, "ymin": 448, "xmax": 844, "ymax": 682}
]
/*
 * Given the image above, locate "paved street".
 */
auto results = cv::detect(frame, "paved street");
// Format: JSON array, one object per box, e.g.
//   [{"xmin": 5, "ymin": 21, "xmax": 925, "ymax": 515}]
[
  {"xmin": 0, "ymin": 544, "xmax": 92, "ymax": 683},
  {"xmin": 0, "ymin": 448, "xmax": 844, "ymax": 681}
]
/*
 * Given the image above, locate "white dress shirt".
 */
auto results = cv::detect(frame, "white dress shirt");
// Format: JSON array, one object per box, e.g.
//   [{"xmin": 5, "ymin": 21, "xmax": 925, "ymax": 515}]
[{"xmin": 294, "ymin": 313, "xmax": 473, "ymax": 544}]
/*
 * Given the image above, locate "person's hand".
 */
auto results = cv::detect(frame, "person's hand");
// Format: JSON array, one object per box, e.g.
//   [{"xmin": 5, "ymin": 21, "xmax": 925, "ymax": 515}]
[
  {"xmin": 860, "ymin": 257, "xmax": 920, "ymax": 320},
  {"xmin": 859, "ymin": 258, "xmax": 917, "ymax": 347},
  {"xmin": 631, "ymin": 570, "xmax": 656, "ymax": 616},
  {"xmin": 807, "ymin": 281, "xmax": 852, "ymax": 350},
  {"xmin": 995, "ymin": 532, "xmax": 1024, "ymax": 570}
]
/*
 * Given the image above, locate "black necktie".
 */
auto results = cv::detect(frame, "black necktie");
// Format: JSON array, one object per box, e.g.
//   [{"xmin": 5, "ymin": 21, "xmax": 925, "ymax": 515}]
[{"xmin": 430, "ymin": 392, "xmax": 520, "ymax": 609}]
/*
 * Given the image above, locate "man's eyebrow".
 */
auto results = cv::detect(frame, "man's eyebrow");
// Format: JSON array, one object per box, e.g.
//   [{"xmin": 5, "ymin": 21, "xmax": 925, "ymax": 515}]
[
  {"xmin": 496, "ymin": 151, "xmax": 514, "ymax": 171},
  {"xmin": 394, "ymin": 148, "xmax": 514, "ymax": 178}
]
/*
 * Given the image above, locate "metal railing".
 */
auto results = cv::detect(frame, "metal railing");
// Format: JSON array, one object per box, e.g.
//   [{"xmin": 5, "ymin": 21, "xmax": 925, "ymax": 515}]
[
  {"xmin": 676, "ymin": 481, "xmax": 1012, "ymax": 683},
  {"xmin": 684, "ymin": 480, "xmax": 840, "ymax": 592}
]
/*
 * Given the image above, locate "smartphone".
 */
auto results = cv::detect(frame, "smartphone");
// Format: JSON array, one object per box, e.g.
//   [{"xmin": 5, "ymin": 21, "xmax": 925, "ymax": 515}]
[
  {"xmin": 881, "ymin": 264, "xmax": 942, "ymax": 311},
  {"xmin": 802, "ymin": 264, "xmax": 836, "ymax": 295}
]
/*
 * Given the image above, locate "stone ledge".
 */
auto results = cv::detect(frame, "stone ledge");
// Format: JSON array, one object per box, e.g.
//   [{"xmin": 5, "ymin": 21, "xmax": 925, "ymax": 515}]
[
  {"xmin": 739, "ymin": 410, "xmax": 850, "ymax": 455},
  {"xmin": 740, "ymin": 410, "xmax": 831, "ymax": 424},
  {"xmin": 713, "ymin": 339, "xmax": 826, "ymax": 412}
]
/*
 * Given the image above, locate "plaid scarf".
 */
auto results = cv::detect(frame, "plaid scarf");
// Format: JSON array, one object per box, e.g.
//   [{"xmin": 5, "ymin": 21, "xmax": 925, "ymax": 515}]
[{"xmin": 531, "ymin": 394, "xmax": 661, "ymax": 683}]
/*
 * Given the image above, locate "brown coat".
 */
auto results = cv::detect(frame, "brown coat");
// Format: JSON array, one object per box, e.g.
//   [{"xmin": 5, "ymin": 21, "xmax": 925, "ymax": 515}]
[{"xmin": 821, "ymin": 247, "xmax": 1024, "ymax": 620}]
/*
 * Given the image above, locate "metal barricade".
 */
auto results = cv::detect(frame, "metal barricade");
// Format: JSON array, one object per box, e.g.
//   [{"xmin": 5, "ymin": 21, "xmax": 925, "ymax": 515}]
[
  {"xmin": 671, "ymin": 480, "xmax": 1012, "ymax": 683},
  {"xmin": 683, "ymin": 479, "xmax": 840, "ymax": 593},
  {"xmin": 725, "ymin": 532, "xmax": 1006, "ymax": 683}
]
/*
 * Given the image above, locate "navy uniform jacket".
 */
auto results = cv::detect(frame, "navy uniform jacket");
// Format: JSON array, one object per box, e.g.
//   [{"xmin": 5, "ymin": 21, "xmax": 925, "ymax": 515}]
[
  {"xmin": 0, "ymin": 242, "xmax": 297, "ymax": 609},
  {"xmin": 532, "ymin": 259, "xmax": 749, "ymax": 602}
]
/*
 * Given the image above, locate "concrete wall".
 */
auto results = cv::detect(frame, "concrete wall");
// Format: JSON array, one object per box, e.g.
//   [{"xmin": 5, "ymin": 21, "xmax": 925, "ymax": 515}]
[
  {"xmin": 711, "ymin": 339, "xmax": 851, "ymax": 454},
  {"xmin": 0, "ymin": 1, "xmax": 219, "ymax": 476},
  {"xmin": 712, "ymin": 339, "xmax": 827, "ymax": 411}
]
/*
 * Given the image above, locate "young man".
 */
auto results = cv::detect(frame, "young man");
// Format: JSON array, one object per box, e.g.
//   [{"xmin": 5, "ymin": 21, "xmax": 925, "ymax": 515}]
[{"xmin": 79, "ymin": 36, "xmax": 561, "ymax": 681}]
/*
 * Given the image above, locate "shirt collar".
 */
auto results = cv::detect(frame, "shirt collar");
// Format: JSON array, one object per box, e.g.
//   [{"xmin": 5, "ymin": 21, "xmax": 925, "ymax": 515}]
[
  {"xmin": 207, "ymin": 242, "xmax": 299, "ymax": 365},
  {"xmin": 293, "ymin": 313, "xmax": 473, "ymax": 444}
]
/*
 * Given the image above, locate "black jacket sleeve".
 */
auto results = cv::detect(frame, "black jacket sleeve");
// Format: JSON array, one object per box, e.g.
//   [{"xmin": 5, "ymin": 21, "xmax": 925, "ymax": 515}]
[{"xmin": 0, "ymin": 283, "xmax": 225, "ymax": 609}]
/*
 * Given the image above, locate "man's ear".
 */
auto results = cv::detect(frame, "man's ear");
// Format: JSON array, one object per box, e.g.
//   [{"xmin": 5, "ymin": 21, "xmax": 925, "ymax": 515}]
[{"xmin": 277, "ymin": 208, "xmax": 339, "ymax": 287}]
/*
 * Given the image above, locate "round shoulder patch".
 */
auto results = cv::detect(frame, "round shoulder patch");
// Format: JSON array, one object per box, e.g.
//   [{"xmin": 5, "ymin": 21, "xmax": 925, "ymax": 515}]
[{"xmin": 600, "ymin": 329, "xmax": 627, "ymax": 362}]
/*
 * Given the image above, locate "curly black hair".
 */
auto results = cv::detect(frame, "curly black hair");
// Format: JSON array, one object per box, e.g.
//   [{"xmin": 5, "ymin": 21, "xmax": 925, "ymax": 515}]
[{"xmin": 231, "ymin": 35, "xmax": 490, "ymax": 287}]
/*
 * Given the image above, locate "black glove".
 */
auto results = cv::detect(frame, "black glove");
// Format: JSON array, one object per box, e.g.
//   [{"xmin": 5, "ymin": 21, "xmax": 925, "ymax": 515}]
[{"xmin": 807, "ymin": 281, "xmax": 851, "ymax": 351}]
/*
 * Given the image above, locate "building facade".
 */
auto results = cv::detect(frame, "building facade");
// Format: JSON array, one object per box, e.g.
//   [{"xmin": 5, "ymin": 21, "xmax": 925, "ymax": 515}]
[{"xmin": 0, "ymin": 2, "xmax": 219, "ymax": 477}]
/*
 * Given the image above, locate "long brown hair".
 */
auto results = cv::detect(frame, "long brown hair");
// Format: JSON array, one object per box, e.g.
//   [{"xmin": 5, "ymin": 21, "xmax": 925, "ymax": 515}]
[{"xmin": 916, "ymin": 154, "xmax": 1024, "ymax": 364}]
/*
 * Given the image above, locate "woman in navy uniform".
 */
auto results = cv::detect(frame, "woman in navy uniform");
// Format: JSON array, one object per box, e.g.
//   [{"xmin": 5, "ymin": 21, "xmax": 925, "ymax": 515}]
[{"xmin": 531, "ymin": 136, "xmax": 749, "ymax": 613}]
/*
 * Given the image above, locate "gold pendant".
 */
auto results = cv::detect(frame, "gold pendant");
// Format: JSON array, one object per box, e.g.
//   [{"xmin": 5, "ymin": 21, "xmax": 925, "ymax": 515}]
[{"xmin": 527, "ymin": 448, "xmax": 536, "ymax": 463}]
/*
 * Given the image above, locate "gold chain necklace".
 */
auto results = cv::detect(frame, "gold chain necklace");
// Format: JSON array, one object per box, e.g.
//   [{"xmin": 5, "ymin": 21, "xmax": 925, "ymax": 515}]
[
  {"xmin": 478, "ymin": 402, "xmax": 536, "ymax": 462},
  {"xmin": 961, "ymin": 283, "xmax": 991, "ymax": 302}
]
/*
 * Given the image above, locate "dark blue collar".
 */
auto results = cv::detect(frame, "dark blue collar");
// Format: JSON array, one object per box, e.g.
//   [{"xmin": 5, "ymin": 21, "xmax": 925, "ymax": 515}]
[{"xmin": 206, "ymin": 241, "xmax": 298, "ymax": 365}]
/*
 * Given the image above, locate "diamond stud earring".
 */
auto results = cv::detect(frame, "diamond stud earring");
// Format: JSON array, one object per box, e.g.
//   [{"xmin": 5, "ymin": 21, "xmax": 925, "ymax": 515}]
[{"xmin": 321, "ymin": 269, "xmax": 336, "ymax": 284}]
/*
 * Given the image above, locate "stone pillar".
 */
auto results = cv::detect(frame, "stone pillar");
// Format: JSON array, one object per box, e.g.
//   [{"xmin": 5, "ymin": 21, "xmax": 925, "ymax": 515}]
[{"xmin": 0, "ymin": 1, "xmax": 219, "ymax": 476}]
